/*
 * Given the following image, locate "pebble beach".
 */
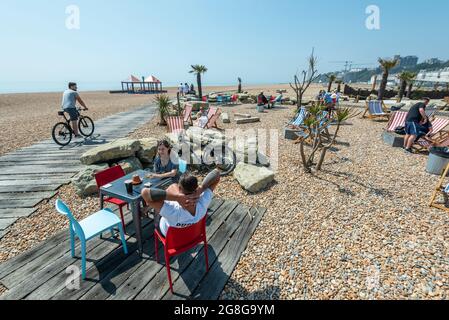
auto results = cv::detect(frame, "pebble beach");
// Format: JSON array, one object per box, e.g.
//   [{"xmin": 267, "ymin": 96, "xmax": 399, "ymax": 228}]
[{"xmin": 1, "ymin": 85, "xmax": 448, "ymax": 299}]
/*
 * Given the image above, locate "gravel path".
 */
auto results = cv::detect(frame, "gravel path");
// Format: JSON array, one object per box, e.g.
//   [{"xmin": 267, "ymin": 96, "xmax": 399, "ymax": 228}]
[{"xmin": 1, "ymin": 92, "xmax": 448, "ymax": 299}]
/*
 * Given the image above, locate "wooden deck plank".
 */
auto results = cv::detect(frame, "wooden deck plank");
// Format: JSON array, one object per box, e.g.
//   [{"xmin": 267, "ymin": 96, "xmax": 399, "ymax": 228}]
[
  {"xmin": 0, "ymin": 206, "xmax": 124, "ymax": 282},
  {"xmin": 0, "ymin": 197, "xmax": 265, "ymax": 301},
  {"xmin": 0, "ymin": 230, "xmax": 9, "ymax": 240},
  {"xmin": 0, "ymin": 208, "xmax": 37, "ymax": 219},
  {"xmin": 0, "ymin": 168, "xmax": 79, "ymax": 176},
  {"xmin": 79, "ymin": 199, "xmax": 226, "ymax": 301},
  {"xmin": 0, "ymin": 192, "xmax": 56, "ymax": 201},
  {"xmin": 161, "ymin": 204, "xmax": 250, "ymax": 300},
  {"xmin": 133, "ymin": 200, "xmax": 240, "ymax": 301},
  {"xmin": 0, "ymin": 174, "xmax": 74, "ymax": 181},
  {"xmin": 0, "ymin": 198, "xmax": 47, "ymax": 209},
  {"xmin": 191, "ymin": 207, "xmax": 266, "ymax": 300},
  {"xmin": 107, "ymin": 199, "xmax": 234, "ymax": 301},
  {"xmin": 0, "ymin": 179, "xmax": 68, "ymax": 187},
  {"xmin": 0, "ymin": 160, "xmax": 80, "ymax": 166},
  {"xmin": 1, "ymin": 214, "xmax": 143, "ymax": 300},
  {"xmin": 25, "ymin": 216, "xmax": 150, "ymax": 300},
  {"xmin": 0, "ymin": 218, "xmax": 19, "ymax": 231},
  {"xmin": 0, "ymin": 184, "xmax": 63, "ymax": 194}
]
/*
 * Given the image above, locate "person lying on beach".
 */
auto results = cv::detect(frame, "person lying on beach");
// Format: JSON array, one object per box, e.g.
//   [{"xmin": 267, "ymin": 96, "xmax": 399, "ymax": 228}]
[
  {"xmin": 61, "ymin": 82, "xmax": 89, "ymax": 138},
  {"xmin": 141, "ymin": 169, "xmax": 221, "ymax": 237},
  {"xmin": 147, "ymin": 140, "xmax": 180, "ymax": 181}
]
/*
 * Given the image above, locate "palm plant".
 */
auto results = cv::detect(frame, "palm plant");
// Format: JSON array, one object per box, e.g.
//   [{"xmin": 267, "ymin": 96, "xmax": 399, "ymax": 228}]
[
  {"xmin": 327, "ymin": 74, "xmax": 337, "ymax": 92},
  {"xmin": 335, "ymin": 79, "xmax": 343, "ymax": 93},
  {"xmin": 189, "ymin": 65, "xmax": 208, "ymax": 100},
  {"xmin": 154, "ymin": 94, "xmax": 171, "ymax": 126},
  {"xmin": 377, "ymin": 58, "xmax": 399, "ymax": 100}
]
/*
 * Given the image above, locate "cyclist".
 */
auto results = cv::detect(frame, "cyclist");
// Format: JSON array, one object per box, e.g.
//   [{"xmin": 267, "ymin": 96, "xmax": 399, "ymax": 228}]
[{"xmin": 61, "ymin": 82, "xmax": 88, "ymax": 138}]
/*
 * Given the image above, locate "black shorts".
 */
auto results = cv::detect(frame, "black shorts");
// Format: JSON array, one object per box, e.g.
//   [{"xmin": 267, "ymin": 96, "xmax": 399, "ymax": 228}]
[{"xmin": 65, "ymin": 108, "xmax": 79, "ymax": 121}]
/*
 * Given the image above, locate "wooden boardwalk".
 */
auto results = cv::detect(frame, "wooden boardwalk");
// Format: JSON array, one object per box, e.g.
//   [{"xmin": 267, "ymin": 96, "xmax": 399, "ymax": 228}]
[
  {"xmin": 0, "ymin": 105, "xmax": 157, "ymax": 239},
  {"xmin": 0, "ymin": 199, "xmax": 266, "ymax": 300}
]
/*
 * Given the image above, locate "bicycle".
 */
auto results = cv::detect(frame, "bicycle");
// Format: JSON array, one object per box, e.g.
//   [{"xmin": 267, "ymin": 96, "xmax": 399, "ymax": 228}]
[
  {"xmin": 175, "ymin": 132, "xmax": 237, "ymax": 177},
  {"xmin": 52, "ymin": 108, "xmax": 95, "ymax": 146}
]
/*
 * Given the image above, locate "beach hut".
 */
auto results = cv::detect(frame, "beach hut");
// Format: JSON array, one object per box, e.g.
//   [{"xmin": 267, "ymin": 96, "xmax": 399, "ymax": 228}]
[
  {"xmin": 144, "ymin": 75, "xmax": 163, "ymax": 93},
  {"xmin": 121, "ymin": 75, "xmax": 142, "ymax": 93}
]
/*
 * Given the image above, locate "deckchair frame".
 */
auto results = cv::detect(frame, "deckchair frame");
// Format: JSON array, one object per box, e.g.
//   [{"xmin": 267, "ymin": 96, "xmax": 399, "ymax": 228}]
[
  {"xmin": 362, "ymin": 100, "xmax": 390, "ymax": 120},
  {"xmin": 429, "ymin": 162, "xmax": 449, "ymax": 212}
]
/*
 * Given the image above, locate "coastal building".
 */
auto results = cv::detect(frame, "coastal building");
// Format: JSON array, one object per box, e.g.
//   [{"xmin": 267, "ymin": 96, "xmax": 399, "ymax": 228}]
[
  {"xmin": 394, "ymin": 55, "xmax": 419, "ymax": 68},
  {"xmin": 417, "ymin": 67, "xmax": 449, "ymax": 83}
]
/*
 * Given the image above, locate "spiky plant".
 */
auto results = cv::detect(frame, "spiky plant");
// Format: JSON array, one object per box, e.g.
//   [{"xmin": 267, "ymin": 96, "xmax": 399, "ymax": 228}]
[
  {"xmin": 154, "ymin": 94, "xmax": 171, "ymax": 126},
  {"xmin": 377, "ymin": 58, "xmax": 399, "ymax": 100},
  {"xmin": 189, "ymin": 65, "xmax": 208, "ymax": 100},
  {"xmin": 397, "ymin": 71, "xmax": 416, "ymax": 102}
]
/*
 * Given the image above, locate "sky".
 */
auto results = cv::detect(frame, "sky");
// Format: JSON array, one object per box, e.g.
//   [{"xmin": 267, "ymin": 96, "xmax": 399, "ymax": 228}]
[{"xmin": 1, "ymin": 0, "xmax": 449, "ymax": 93}]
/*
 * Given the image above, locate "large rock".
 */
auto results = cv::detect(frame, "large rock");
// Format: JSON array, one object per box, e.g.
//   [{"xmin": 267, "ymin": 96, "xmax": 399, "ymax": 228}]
[
  {"xmin": 137, "ymin": 138, "xmax": 158, "ymax": 164},
  {"xmin": 80, "ymin": 139, "xmax": 141, "ymax": 165},
  {"xmin": 72, "ymin": 164, "xmax": 109, "ymax": 198},
  {"xmin": 117, "ymin": 157, "xmax": 143, "ymax": 174},
  {"xmin": 234, "ymin": 163, "xmax": 275, "ymax": 193}
]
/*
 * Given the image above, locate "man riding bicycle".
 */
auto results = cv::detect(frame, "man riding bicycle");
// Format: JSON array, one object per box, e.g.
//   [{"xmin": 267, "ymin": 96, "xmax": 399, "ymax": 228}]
[{"xmin": 61, "ymin": 82, "xmax": 89, "ymax": 138}]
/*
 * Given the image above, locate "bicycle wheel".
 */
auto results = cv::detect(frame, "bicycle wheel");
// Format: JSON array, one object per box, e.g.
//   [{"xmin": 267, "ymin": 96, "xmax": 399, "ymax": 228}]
[
  {"xmin": 52, "ymin": 122, "xmax": 72, "ymax": 146},
  {"xmin": 202, "ymin": 145, "xmax": 237, "ymax": 176},
  {"xmin": 78, "ymin": 116, "xmax": 95, "ymax": 137}
]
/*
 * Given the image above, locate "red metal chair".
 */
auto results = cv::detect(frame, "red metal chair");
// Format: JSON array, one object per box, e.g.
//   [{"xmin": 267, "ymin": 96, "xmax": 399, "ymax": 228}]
[
  {"xmin": 154, "ymin": 216, "xmax": 209, "ymax": 293},
  {"xmin": 94, "ymin": 166, "xmax": 128, "ymax": 233}
]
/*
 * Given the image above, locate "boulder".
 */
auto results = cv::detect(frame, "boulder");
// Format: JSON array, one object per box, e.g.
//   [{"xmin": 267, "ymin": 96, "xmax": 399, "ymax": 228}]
[
  {"xmin": 80, "ymin": 138, "xmax": 141, "ymax": 165},
  {"xmin": 165, "ymin": 132, "xmax": 182, "ymax": 146},
  {"xmin": 72, "ymin": 164, "xmax": 109, "ymax": 198},
  {"xmin": 233, "ymin": 163, "xmax": 275, "ymax": 193},
  {"xmin": 117, "ymin": 157, "xmax": 143, "ymax": 174},
  {"xmin": 221, "ymin": 113, "xmax": 231, "ymax": 124},
  {"xmin": 137, "ymin": 138, "xmax": 158, "ymax": 164},
  {"xmin": 186, "ymin": 127, "xmax": 225, "ymax": 146}
]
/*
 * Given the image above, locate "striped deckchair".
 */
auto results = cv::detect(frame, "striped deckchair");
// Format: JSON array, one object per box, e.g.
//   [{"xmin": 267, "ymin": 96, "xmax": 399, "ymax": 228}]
[
  {"xmin": 362, "ymin": 100, "xmax": 389, "ymax": 119},
  {"xmin": 206, "ymin": 108, "xmax": 222, "ymax": 129},
  {"xmin": 413, "ymin": 117, "xmax": 449, "ymax": 152},
  {"xmin": 183, "ymin": 104, "xmax": 193, "ymax": 125},
  {"xmin": 294, "ymin": 110, "xmax": 332, "ymax": 144},
  {"xmin": 385, "ymin": 111, "xmax": 408, "ymax": 132},
  {"xmin": 288, "ymin": 107, "xmax": 308, "ymax": 128},
  {"xmin": 166, "ymin": 116, "xmax": 185, "ymax": 134}
]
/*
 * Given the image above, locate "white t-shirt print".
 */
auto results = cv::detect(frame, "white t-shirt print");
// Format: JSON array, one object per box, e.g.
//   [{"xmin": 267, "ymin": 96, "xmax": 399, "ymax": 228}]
[{"xmin": 159, "ymin": 189, "xmax": 214, "ymax": 237}]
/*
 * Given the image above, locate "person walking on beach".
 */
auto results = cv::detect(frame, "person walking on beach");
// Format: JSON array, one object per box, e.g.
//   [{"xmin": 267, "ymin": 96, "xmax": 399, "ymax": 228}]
[
  {"xmin": 403, "ymin": 97, "xmax": 431, "ymax": 153},
  {"xmin": 61, "ymin": 82, "xmax": 88, "ymax": 138},
  {"xmin": 178, "ymin": 83, "xmax": 184, "ymax": 97},
  {"xmin": 184, "ymin": 83, "xmax": 190, "ymax": 95}
]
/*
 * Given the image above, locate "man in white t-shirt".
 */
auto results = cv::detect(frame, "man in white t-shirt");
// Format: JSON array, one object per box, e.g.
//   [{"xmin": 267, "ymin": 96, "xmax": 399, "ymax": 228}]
[{"xmin": 141, "ymin": 169, "xmax": 221, "ymax": 237}]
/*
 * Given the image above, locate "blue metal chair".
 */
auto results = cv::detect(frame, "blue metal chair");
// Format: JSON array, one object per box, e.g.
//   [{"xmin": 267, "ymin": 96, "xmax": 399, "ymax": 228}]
[
  {"xmin": 216, "ymin": 96, "xmax": 224, "ymax": 105},
  {"xmin": 55, "ymin": 199, "xmax": 128, "ymax": 280}
]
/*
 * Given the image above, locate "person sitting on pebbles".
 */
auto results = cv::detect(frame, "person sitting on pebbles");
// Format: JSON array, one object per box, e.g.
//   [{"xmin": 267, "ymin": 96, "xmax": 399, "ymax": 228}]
[
  {"xmin": 147, "ymin": 140, "xmax": 179, "ymax": 181},
  {"xmin": 141, "ymin": 169, "xmax": 221, "ymax": 237}
]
